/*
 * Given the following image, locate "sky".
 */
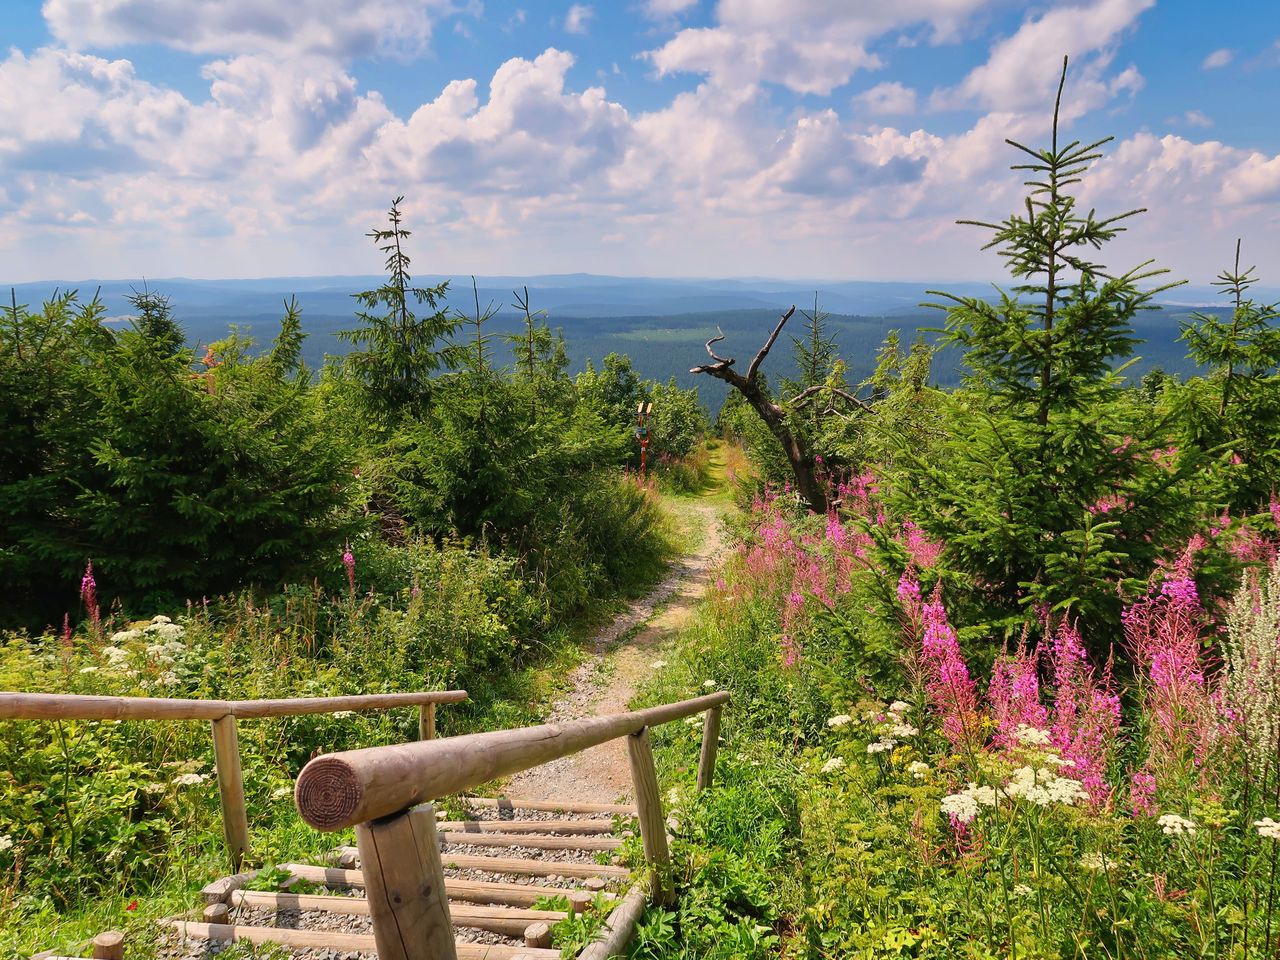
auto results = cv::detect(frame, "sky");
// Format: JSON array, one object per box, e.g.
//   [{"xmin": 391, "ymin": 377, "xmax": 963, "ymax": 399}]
[{"xmin": 1, "ymin": 0, "xmax": 1279, "ymax": 285}]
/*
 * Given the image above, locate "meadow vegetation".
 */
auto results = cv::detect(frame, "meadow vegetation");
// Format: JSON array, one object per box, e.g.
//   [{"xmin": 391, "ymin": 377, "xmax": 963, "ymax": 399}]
[
  {"xmin": 0, "ymin": 199, "xmax": 707, "ymax": 954},
  {"xmin": 623, "ymin": 60, "xmax": 1280, "ymax": 960},
  {"xmin": 3, "ymin": 59, "xmax": 1280, "ymax": 960}
]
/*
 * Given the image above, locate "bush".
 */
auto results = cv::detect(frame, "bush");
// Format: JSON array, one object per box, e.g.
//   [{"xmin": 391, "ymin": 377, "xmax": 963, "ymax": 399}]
[{"xmin": 0, "ymin": 291, "xmax": 356, "ymax": 627}]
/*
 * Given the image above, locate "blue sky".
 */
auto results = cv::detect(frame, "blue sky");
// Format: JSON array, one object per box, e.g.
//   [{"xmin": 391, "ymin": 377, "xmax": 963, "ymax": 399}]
[{"xmin": 1, "ymin": 0, "xmax": 1278, "ymax": 284}]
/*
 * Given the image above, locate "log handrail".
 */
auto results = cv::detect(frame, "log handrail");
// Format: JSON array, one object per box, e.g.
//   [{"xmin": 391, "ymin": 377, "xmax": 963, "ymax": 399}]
[
  {"xmin": 295, "ymin": 691, "xmax": 730, "ymax": 960},
  {"xmin": 295, "ymin": 691, "xmax": 729, "ymax": 831},
  {"xmin": 0, "ymin": 689, "xmax": 467, "ymax": 721},
  {"xmin": 0, "ymin": 688, "xmax": 468, "ymax": 871}
]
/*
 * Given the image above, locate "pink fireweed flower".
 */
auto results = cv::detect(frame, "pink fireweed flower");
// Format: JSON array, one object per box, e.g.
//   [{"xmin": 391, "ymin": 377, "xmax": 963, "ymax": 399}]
[
  {"xmin": 1124, "ymin": 547, "xmax": 1218, "ymax": 795},
  {"xmin": 342, "ymin": 544, "xmax": 356, "ymax": 595},
  {"xmin": 988, "ymin": 644, "xmax": 1048, "ymax": 749},
  {"xmin": 918, "ymin": 584, "xmax": 980, "ymax": 750},
  {"xmin": 1129, "ymin": 768, "xmax": 1157, "ymax": 817},
  {"xmin": 900, "ymin": 520, "xmax": 943, "ymax": 568},
  {"xmin": 80, "ymin": 560, "xmax": 101, "ymax": 638},
  {"xmin": 1048, "ymin": 619, "xmax": 1120, "ymax": 807}
]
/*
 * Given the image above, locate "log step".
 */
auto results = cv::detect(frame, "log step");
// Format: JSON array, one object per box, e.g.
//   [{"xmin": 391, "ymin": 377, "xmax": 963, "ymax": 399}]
[
  {"xmin": 231, "ymin": 890, "xmax": 569, "ymax": 937},
  {"xmin": 441, "ymin": 852, "xmax": 630, "ymax": 880},
  {"xmin": 464, "ymin": 796, "xmax": 637, "ymax": 816},
  {"xmin": 334, "ymin": 844, "xmax": 631, "ymax": 880},
  {"xmin": 439, "ymin": 818, "xmax": 616, "ymax": 835},
  {"xmin": 281, "ymin": 863, "xmax": 612, "ymax": 908},
  {"xmin": 168, "ymin": 920, "xmax": 559, "ymax": 959},
  {"xmin": 442, "ymin": 831, "xmax": 623, "ymax": 851}
]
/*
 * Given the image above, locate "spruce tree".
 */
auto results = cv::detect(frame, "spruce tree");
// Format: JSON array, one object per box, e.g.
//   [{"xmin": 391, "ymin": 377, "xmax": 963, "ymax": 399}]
[
  {"xmin": 900, "ymin": 56, "xmax": 1205, "ymax": 634},
  {"xmin": 339, "ymin": 197, "xmax": 461, "ymax": 421}
]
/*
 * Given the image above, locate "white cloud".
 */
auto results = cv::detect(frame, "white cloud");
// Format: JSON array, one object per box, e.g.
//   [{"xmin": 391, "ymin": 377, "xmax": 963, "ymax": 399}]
[
  {"xmin": 643, "ymin": 0, "xmax": 998, "ymax": 95},
  {"xmin": 1167, "ymin": 109, "xmax": 1213, "ymax": 129},
  {"xmin": 42, "ymin": 0, "xmax": 459, "ymax": 60},
  {"xmin": 933, "ymin": 0, "xmax": 1154, "ymax": 113},
  {"xmin": 564, "ymin": 4, "xmax": 594, "ymax": 34},
  {"xmin": 1202, "ymin": 48, "xmax": 1233, "ymax": 69},
  {"xmin": 855, "ymin": 81, "xmax": 917, "ymax": 115},
  {"xmin": 2, "ymin": 20, "xmax": 1279, "ymax": 286},
  {"xmin": 642, "ymin": 0, "xmax": 699, "ymax": 19}
]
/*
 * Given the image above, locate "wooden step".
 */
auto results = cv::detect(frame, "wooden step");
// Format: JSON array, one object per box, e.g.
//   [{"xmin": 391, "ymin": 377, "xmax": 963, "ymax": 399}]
[
  {"xmin": 439, "ymin": 819, "xmax": 616, "ymax": 835},
  {"xmin": 440, "ymin": 853, "xmax": 631, "ymax": 880},
  {"xmin": 465, "ymin": 796, "xmax": 636, "ymax": 816},
  {"xmin": 231, "ymin": 890, "xmax": 569, "ymax": 937},
  {"xmin": 442, "ymin": 831, "xmax": 623, "ymax": 851},
  {"xmin": 282, "ymin": 863, "xmax": 611, "ymax": 908},
  {"xmin": 168, "ymin": 920, "xmax": 559, "ymax": 958},
  {"xmin": 335, "ymin": 844, "xmax": 632, "ymax": 880}
]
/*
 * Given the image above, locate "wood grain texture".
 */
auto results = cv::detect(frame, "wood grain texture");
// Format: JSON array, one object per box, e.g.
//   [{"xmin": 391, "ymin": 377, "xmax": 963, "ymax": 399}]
[
  {"xmin": 210, "ymin": 716, "xmax": 250, "ymax": 871},
  {"xmin": 167, "ymin": 921, "xmax": 558, "ymax": 959},
  {"xmin": 577, "ymin": 883, "xmax": 649, "ymax": 960},
  {"xmin": 463, "ymin": 797, "xmax": 636, "ymax": 816},
  {"xmin": 440, "ymin": 831, "xmax": 622, "ymax": 851},
  {"xmin": 356, "ymin": 804, "xmax": 456, "ymax": 960},
  {"xmin": 626, "ymin": 728, "xmax": 673, "ymax": 906},
  {"xmin": 697, "ymin": 705, "xmax": 722, "ymax": 792},
  {"xmin": 295, "ymin": 693, "xmax": 730, "ymax": 830}
]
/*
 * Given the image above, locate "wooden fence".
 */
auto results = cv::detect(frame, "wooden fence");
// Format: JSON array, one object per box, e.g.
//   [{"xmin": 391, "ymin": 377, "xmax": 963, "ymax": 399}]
[
  {"xmin": 293, "ymin": 691, "xmax": 729, "ymax": 960},
  {"xmin": 0, "ymin": 689, "xmax": 467, "ymax": 870}
]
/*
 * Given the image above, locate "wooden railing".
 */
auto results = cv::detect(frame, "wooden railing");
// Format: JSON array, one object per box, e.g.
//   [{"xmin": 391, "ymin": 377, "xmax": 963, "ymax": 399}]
[
  {"xmin": 293, "ymin": 691, "xmax": 729, "ymax": 960},
  {"xmin": 0, "ymin": 689, "xmax": 467, "ymax": 870}
]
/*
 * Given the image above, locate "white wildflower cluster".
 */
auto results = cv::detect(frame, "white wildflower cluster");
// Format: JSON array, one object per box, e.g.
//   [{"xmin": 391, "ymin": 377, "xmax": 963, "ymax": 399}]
[
  {"xmin": 172, "ymin": 772, "xmax": 209, "ymax": 787},
  {"xmin": 144, "ymin": 615, "xmax": 185, "ymax": 641},
  {"xmin": 1012, "ymin": 883, "xmax": 1033, "ymax": 898},
  {"xmin": 862, "ymin": 699, "xmax": 918, "ymax": 757},
  {"xmin": 331, "ymin": 710, "xmax": 355, "ymax": 718},
  {"xmin": 101, "ymin": 646, "xmax": 129, "ymax": 665},
  {"xmin": 821, "ymin": 757, "xmax": 846, "ymax": 774},
  {"xmin": 907, "ymin": 760, "xmax": 930, "ymax": 780},
  {"xmin": 702, "ymin": 680, "xmax": 717, "ymax": 689},
  {"xmin": 272, "ymin": 786, "xmax": 294, "ymax": 800},
  {"xmin": 683, "ymin": 715, "xmax": 702, "ymax": 726},
  {"xmin": 1014, "ymin": 724, "xmax": 1053, "ymax": 747},
  {"xmin": 650, "ymin": 660, "xmax": 667, "ymax": 670},
  {"xmin": 940, "ymin": 783, "xmax": 998, "ymax": 823},
  {"xmin": 1253, "ymin": 817, "xmax": 1280, "ymax": 840},
  {"xmin": 0, "ymin": 834, "xmax": 13, "ymax": 853},
  {"xmin": 1079, "ymin": 852, "xmax": 1119, "ymax": 872},
  {"xmin": 826, "ymin": 714, "xmax": 852, "ymax": 729},
  {"xmin": 1157, "ymin": 813, "xmax": 1198, "ymax": 837},
  {"xmin": 1002, "ymin": 765, "xmax": 1089, "ymax": 807}
]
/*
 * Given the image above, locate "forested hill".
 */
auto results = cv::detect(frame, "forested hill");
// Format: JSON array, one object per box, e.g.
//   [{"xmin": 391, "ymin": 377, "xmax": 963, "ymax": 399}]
[{"xmin": 5, "ymin": 273, "xmax": 1260, "ymax": 409}]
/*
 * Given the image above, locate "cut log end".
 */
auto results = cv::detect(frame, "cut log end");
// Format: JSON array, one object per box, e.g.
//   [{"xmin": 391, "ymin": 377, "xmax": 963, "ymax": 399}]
[{"xmin": 294, "ymin": 756, "xmax": 363, "ymax": 831}]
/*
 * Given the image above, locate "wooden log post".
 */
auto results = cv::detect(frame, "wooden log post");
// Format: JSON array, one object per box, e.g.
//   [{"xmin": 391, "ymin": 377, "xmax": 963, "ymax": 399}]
[
  {"xmin": 356, "ymin": 803, "xmax": 457, "ymax": 960},
  {"xmin": 420, "ymin": 701, "xmax": 437, "ymax": 741},
  {"xmin": 696, "ymin": 705, "xmax": 722, "ymax": 792},
  {"xmin": 90, "ymin": 931, "xmax": 125, "ymax": 960},
  {"xmin": 626, "ymin": 727, "xmax": 673, "ymax": 906},
  {"xmin": 211, "ymin": 715, "xmax": 251, "ymax": 871}
]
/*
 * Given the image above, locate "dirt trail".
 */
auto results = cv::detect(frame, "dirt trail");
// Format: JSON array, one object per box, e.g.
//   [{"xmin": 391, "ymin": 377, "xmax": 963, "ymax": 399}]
[{"xmin": 506, "ymin": 498, "xmax": 727, "ymax": 803}]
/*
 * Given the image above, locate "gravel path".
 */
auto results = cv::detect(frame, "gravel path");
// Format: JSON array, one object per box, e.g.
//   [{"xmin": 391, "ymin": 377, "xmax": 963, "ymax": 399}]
[{"xmin": 506, "ymin": 501, "xmax": 726, "ymax": 804}]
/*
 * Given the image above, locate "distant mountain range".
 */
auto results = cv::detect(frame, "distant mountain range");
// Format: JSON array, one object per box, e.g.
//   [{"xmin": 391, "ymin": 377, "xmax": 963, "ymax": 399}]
[{"xmin": 8, "ymin": 273, "xmax": 1272, "ymax": 410}]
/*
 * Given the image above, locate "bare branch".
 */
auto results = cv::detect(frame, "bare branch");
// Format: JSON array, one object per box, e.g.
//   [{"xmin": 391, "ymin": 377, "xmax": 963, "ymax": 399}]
[
  {"xmin": 789, "ymin": 384, "xmax": 876, "ymax": 414},
  {"xmin": 703, "ymin": 327, "xmax": 735, "ymax": 365},
  {"xmin": 746, "ymin": 306, "xmax": 795, "ymax": 383}
]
